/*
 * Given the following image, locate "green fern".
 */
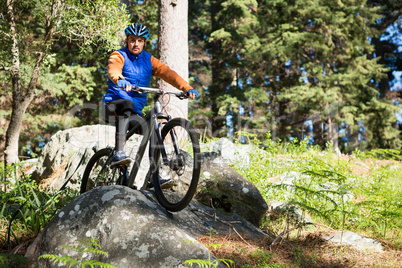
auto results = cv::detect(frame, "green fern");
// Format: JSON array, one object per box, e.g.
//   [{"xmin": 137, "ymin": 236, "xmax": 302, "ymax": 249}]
[
  {"xmin": 39, "ymin": 255, "xmax": 80, "ymax": 268},
  {"xmin": 183, "ymin": 258, "xmax": 234, "ymax": 268},
  {"xmin": 38, "ymin": 238, "xmax": 116, "ymax": 268},
  {"xmin": 232, "ymin": 132, "xmax": 402, "ymax": 246},
  {"xmin": 208, "ymin": 243, "xmax": 225, "ymax": 251}
]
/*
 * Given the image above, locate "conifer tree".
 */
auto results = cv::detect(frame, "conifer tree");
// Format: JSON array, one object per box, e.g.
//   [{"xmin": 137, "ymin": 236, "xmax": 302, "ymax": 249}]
[{"xmin": 188, "ymin": 0, "xmax": 401, "ymax": 150}]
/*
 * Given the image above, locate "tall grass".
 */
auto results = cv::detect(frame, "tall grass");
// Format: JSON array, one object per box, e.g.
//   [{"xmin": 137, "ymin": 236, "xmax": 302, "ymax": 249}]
[
  {"xmin": 0, "ymin": 163, "xmax": 78, "ymax": 250},
  {"xmin": 232, "ymin": 134, "xmax": 402, "ymax": 246}
]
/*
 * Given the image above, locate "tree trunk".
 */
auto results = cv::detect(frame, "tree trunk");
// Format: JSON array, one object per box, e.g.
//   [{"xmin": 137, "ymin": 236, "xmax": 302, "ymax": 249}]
[
  {"xmin": 371, "ymin": 37, "xmax": 392, "ymax": 99},
  {"xmin": 325, "ymin": 101, "xmax": 339, "ymax": 151},
  {"xmin": 4, "ymin": 0, "xmax": 22, "ymax": 164},
  {"xmin": 5, "ymin": 98, "xmax": 32, "ymax": 164},
  {"xmin": 158, "ymin": 0, "xmax": 189, "ymax": 119},
  {"xmin": 209, "ymin": 0, "xmax": 225, "ymax": 136},
  {"xmin": 327, "ymin": 117, "xmax": 339, "ymax": 150},
  {"xmin": 4, "ymin": 0, "xmax": 59, "ymax": 164}
]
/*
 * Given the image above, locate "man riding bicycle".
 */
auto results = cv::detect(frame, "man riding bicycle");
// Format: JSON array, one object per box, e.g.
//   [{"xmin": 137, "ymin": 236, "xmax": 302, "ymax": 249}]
[{"xmin": 102, "ymin": 23, "xmax": 199, "ymax": 167}]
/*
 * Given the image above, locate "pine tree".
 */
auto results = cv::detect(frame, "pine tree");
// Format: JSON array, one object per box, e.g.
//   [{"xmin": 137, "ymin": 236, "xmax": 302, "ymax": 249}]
[
  {"xmin": 245, "ymin": 0, "xmax": 399, "ymax": 149},
  {"xmin": 187, "ymin": 0, "xmax": 401, "ymax": 150}
]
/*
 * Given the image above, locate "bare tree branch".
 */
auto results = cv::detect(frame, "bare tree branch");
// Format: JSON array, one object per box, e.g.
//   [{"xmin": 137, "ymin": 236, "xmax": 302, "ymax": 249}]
[
  {"xmin": 27, "ymin": 0, "xmax": 62, "ymax": 94},
  {"xmin": 269, "ymin": 222, "xmax": 314, "ymax": 250},
  {"xmin": 0, "ymin": 62, "xmax": 10, "ymax": 71},
  {"xmin": 68, "ymin": 29, "xmax": 88, "ymax": 38},
  {"xmin": 0, "ymin": 30, "xmax": 10, "ymax": 38},
  {"xmin": 189, "ymin": 56, "xmax": 211, "ymax": 63},
  {"xmin": 377, "ymin": 9, "xmax": 402, "ymax": 31},
  {"xmin": 191, "ymin": 208, "xmax": 253, "ymax": 247}
]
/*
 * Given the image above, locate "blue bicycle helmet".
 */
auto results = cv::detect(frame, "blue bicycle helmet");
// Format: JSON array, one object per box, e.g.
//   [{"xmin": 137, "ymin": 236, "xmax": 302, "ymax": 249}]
[{"xmin": 125, "ymin": 23, "xmax": 150, "ymax": 40}]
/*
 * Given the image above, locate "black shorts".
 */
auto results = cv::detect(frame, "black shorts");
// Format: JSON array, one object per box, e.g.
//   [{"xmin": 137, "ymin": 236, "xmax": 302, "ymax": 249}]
[
  {"xmin": 101, "ymin": 99, "xmax": 145, "ymax": 134},
  {"xmin": 101, "ymin": 99, "xmax": 135, "ymax": 124}
]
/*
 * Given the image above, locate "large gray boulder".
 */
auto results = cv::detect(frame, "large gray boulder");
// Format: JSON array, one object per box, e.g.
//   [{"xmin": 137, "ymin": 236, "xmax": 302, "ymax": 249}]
[
  {"xmin": 25, "ymin": 186, "xmax": 268, "ymax": 268},
  {"xmin": 204, "ymin": 138, "xmax": 251, "ymax": 167},
  {"xmin": 30, "ymin": 125, "xmax": 268, "ymax": 227},
  {"xmin": 31, "ymin": 125, "xmax": 147, "ymax": 191},
  {"xmin": 196, "ymin": 153, "xmax": 268, "ymax": 227},
  {"xmin": 31, "ymin": 125, "xmax": 115, "ymax": 182}
]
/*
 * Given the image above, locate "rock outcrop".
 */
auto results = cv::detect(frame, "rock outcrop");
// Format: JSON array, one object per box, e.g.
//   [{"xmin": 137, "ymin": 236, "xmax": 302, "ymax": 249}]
[
  {"xmin": 197, "ymin": 152, "xmax": 268, "ymax": 227},
  {"xmin": 30, "ymin": 125, "xmax": 268, "ymax": 225},
  {"xmin": 322, "ymin": 231, "xmax": 384, "ymax": 252},
  {"xmin": 25, "ymin": 186, "xmax": 268, "ymax": 268},
  {"xmin": 30, "ymin": 125, "xmax": 147, "ymax": 191},
  {"xmin": 24, "ymin": 125, "xmax": 270, "ymax": 267}
]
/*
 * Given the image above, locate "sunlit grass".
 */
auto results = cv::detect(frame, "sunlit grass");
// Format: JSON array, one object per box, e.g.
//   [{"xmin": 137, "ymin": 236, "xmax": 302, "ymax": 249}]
[{"xmin": 230, "ymin": 134, "xmax": 402, "ymax": 248}]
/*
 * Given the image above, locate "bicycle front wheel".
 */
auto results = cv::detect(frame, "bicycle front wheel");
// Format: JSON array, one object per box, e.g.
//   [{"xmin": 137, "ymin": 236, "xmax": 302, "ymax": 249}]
[
  {"xmin": 81, "ymin": 148, "xmax": 126, "ymax": 194},
  {"xmin": 151, "ymin": 118, "xmax": 201, "ymax": 212}
]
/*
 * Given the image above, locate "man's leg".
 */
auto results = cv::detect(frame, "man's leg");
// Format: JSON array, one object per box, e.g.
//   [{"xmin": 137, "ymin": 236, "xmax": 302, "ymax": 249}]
[{"xmin": 107, "ymin": 100, "xmax": 134, "ymax": 166}]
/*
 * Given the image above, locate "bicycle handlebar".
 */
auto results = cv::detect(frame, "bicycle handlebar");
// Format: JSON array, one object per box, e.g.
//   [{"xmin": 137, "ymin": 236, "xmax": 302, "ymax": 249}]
[{"xmin": 132, "ymin": 86, "xmax": 189, "ymax": 100}]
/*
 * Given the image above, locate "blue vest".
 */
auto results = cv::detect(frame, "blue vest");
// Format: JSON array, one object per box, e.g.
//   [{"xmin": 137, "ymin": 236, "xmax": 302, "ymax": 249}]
[{"xmin": 103, "ymin": 47, "xmax": 153, "ymax": 113}]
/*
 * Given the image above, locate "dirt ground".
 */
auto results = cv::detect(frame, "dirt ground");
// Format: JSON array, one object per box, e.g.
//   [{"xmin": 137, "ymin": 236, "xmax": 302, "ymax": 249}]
[{"xmin": 198, "ymin": 231, "xmax": 402, "ymax": 268}]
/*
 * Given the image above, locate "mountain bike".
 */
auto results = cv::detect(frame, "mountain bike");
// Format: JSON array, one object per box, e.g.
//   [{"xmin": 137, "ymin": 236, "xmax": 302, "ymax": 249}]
[{"xmin": 80, "ymin": 86, "xmax": 201, "ymax": 212}]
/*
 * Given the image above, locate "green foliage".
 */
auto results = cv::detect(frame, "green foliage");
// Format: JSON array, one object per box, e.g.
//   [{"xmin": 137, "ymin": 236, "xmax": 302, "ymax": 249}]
[
  {"xmin": 232, "ymin": 134, "xmax": 402, "ymax": 244},
  {"xmin": 40, "ymin": 64, "xmax": 97, "ymax": 107},
  {"xmin": 241, "ymin": 264, "xmax": 285, "ymax": 268},
  {"xmin": 0, "ymin": 0, "xmax": 129, "ymax": 82},
  {"xmin": 0, "ymin": 163, "xmax": 77, "ymax": 248},
  {"xmin": 19, "ymin": 113, "xmax": 82, "ymax": 158},
  {"xmin": 0, "ymin": 0, "xmax": 130, "ymax": 161},
  {"xmin": 248, "ymin": 247, "xmax": 273, "ymax": 267},
  {"xmin": 183, "ymin": 258, "xmax": 234, "ymax": 268},
  {"xmin": 39, "ymin": 238, "xmax": 116, "ymax": 268},
  {"xmin": 0, "ymin": 253, "xmax": 31, "ymax": 268},
  {"xmin": 259, "ymin": 0, "xmax": 397, "ymax": 149},
  {"xmin": 60, "ymin": 0, "xmax": 130, "ymax": 53},
  {"xmin": 238, "ymin": 246, "xmax": 286, "ymax": 268},
  {"xmin": 366, "ymin": 148, "xmax": 402, "ymax": 161},
  {"xmin": 187, "ymin": 0, "xmax": 401, "ymax": 151},
  {"xmin": 352, "ymin": 162, "xmax": 402, "ymax": 238},
  {"xmin": 291, "ymin": 247, "xmax": 320, "ymax": 267}
]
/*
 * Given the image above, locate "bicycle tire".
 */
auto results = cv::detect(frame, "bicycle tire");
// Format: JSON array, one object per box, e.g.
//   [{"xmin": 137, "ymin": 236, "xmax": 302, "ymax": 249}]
[
  {"xmin": 80, "ymin": 148, "xmax": 126, "ymax": 194},
  {"xmin": 151, "ymin": 118, "xmax": 201, "ymax": 212}
]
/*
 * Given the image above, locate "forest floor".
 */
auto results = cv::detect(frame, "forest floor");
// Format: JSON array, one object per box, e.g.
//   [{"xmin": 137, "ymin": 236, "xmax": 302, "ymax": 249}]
[
  {"xmin": 197, "ymin": 231, "xmax": 402, "ymax": 267},
  {"xmin": 1, "ymin": 146, "xmax": 402, "ymax": 267},
  {"xmin": 2, "ymin": 227, "xmax": 401, "ymax": 267}
]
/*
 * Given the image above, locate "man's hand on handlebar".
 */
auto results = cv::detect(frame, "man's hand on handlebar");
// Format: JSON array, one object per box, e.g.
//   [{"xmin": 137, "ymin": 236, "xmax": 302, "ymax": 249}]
[
  {"xmin": 187, "ymin": 89, "xmax": 199, "ymax": 100},
  {"xmin": 118, "ymin": 82, "xmax": 199, "ymax": 99},
  {"xmin": 117, "ymin": 79, "xmax": 132, "ymax": 92}
]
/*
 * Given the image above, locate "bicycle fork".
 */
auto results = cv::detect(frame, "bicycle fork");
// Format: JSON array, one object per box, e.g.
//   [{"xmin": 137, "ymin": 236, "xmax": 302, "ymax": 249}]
[{"xmin": 155, "ymin": 122, "xmax": 184, "ymax": 173}]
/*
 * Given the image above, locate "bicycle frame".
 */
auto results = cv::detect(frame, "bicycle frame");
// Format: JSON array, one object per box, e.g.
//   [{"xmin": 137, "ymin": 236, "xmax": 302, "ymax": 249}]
[
  {"xmin": 81, "ymin": 86, "xmax": 199, "ymax": 211},
  {"xmin": 126, "ymin": 92, "xmax": 178, "ymax": 189}
]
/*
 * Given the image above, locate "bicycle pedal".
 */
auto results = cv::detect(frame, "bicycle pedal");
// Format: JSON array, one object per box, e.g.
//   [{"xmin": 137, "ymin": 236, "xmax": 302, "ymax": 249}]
[
  {"xmin": 110, "ymin": 157, "xmax": 132, "ymax": 168},
  {"xmin": 161, "ymin": 180, "xmax": 174, "ymax": 189},
  {"xmin": 110, "ymin": 161, "xmax": 131, "ymax": 168}
]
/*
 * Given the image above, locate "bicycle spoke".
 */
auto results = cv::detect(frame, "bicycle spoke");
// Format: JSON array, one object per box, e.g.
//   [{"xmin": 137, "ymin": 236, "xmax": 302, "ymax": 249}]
[
  {"xmin": 81, "ymin": 148, "xmax": 127, "ymax": 193},
  {"xmin": 152, "ymin": 118, "xmax": 201, "ymax": 212}
]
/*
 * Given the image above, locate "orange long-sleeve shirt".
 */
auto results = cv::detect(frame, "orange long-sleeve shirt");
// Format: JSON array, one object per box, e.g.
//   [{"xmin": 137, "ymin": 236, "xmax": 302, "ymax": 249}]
[{"xmin": 107, "ymin": 51, "xmax": 192, "ymax": 93}]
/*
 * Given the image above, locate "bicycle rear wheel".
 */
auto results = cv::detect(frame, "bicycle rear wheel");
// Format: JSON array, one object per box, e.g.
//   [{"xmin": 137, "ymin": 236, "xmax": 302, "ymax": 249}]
[
  {"xmin": 80, "ymin": 148, "xmax": 127, "ymax": 194},
  {"xmin": 151, "ymin": 118, "xmax": 201, "ymax": 212}
]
